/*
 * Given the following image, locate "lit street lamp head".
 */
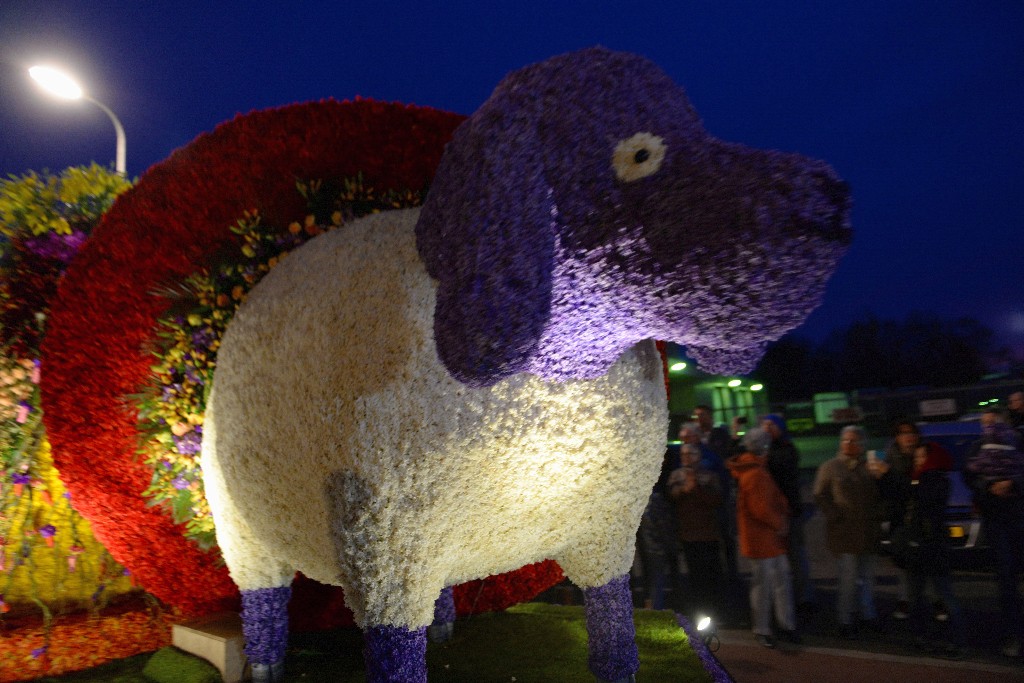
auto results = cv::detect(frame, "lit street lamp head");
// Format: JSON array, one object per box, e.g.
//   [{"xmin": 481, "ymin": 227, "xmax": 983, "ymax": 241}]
[{"xmin": 28, "ymin": 65, "xmax": 84, "ymax": 100}]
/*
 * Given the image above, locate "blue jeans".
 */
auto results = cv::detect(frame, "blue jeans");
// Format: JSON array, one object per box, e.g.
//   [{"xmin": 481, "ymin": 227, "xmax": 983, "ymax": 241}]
[
  {"xmin": 750, "ymin": 554, "xmax": 795, "ymax": 635},
  {"xmin": 836, "ymin": 553, "xmax": 877, "ymax": 625}
]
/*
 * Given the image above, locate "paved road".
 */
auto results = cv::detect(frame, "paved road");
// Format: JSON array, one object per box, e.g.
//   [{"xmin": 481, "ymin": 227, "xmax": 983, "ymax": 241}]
[{"xmin": 711, "ymin": 632, "xmax": 1020, "ymax": 683}]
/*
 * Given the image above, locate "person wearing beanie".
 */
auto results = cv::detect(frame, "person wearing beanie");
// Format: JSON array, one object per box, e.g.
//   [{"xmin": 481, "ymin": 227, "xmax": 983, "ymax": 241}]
[
  {"xmin": 728, "ymin": 427, "xmax": 799, "ymax": 648},
  {"xmin": 761, "ymin": 414, "xmax": 814, "ymax": 610}
]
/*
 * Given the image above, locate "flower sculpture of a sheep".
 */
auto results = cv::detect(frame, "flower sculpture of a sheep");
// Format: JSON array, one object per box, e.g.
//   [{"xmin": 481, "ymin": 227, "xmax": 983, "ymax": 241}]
[{"xmin": 204, "ymin": 47, "xmax": 851, "ymax": 682}]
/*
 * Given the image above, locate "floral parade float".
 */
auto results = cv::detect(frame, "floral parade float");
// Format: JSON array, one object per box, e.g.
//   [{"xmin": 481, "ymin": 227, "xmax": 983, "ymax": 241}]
[
  {"xmin": 40, "ymin": 47, "xmax": 851, "ymax": 682},
  {"xmin": 39, "ymin": 97, "xmax": 562, "ymax": 639},
  {"xmin": 0, "ymin": 166, "xmax": 136, "ymax": 630}
]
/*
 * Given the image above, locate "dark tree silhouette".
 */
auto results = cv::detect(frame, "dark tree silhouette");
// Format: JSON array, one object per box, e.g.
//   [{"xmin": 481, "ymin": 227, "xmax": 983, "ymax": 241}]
[{"xmin": 755, "ymin": 312, "xmax": 993, "ymax": 397}]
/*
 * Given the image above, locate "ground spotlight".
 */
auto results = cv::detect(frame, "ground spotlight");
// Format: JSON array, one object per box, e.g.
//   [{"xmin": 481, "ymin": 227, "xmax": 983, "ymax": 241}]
[{"xmin": 695, "ymin": 614, "xmax": 719, "ymax": 651}]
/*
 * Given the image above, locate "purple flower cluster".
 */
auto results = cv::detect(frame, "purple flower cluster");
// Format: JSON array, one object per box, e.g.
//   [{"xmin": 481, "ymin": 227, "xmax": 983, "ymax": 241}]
[
  {"xmin": 363, "ymin": 624, "xmax": 428, "ymax": 683},
  {"xmin": 191, "ymin": 327, "xmax": 216, "ymax": 349},
  {"xmin": 241, "ymin": 586, "xmax": 292, "ymax": 665},
  {"xmin": 583, "ymin": 574, "xmax": 639, "ymax": 681},
  {"xmin": 173, "ymin": 430, "xmax": 202, "ymax": 455},
  {"xmin": 23, "ymin": 230, "xmax": 88, "ymax": 263},
  {"xmin": 417, "ymin": 47, "xmax": 850, "ymax": 386},
  {"xmin": 432, "ymin": 586, "xmax": 456, "ymax": 625}
]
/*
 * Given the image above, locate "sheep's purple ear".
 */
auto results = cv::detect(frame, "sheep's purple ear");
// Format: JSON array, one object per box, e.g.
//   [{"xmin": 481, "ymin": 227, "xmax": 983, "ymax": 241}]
[{"xmin": 415, "ymin": 93, "xmax": 555, "ymax": 387}]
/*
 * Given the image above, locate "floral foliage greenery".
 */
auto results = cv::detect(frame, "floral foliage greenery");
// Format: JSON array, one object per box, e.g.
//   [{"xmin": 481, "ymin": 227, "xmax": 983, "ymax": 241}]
[
  {"xmin": 41, "ymin": 100, "xmax": 566, "ymax": 619},
  {"xmin": 0, "ymin": 165, "xmax": 133, "ymax": 630},
  {"xmin": 137, "ymin": 176, "xmax": 425, "ymax": 550}
]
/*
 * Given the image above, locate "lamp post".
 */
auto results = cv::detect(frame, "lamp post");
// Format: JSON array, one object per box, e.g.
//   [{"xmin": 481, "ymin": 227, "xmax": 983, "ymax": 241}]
[{"xmin": 28, "ymin": 65, "xmax": 126, "ymax": 175}]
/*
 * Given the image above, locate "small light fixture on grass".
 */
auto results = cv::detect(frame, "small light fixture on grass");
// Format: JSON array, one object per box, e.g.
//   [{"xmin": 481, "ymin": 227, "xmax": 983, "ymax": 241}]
[
  {"xmin": 727, "ymin": 379, "xmax": 741, "ymax": 388},
  {"xmin": 695, "ymin": 614, "xmax": 719, "ymax": 650},
  {"xmin": 750, "ymin": 383, "xmax": 763, "ymax": 392}
]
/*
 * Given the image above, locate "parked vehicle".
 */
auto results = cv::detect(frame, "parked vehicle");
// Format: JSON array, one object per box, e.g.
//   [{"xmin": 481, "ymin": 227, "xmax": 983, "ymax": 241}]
[{"xmin": 917, "ymin": 420, "xmax": 991, "ymax": 566}]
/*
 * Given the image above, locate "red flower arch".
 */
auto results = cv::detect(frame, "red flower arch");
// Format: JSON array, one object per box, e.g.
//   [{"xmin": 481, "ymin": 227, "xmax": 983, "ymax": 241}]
[{"xmin": 41, "ymin": 99, "xmax": 562, "ymax": 618}]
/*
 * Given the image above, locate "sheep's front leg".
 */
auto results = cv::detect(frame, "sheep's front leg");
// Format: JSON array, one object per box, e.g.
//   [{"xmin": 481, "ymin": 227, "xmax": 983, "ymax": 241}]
[
  {"xmin": 427, "ymin": 586, "xmax": 455, "ymax": 642},
  {"xmin": 364, "ymin": 625, "xmax": 427, "ymax": 682},
  {"xmin": 241, "ymin": 586, "xmax": 291, "ymax": 683},
  {"xmin": 584, "ymin": 574, "xmax": 639, "ymax": 683}
]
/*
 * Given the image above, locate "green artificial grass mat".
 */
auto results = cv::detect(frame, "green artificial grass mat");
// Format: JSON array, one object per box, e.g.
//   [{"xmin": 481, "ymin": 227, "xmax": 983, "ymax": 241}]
[
  {"xmin": 142, "ymin": 646, "xmax": 222, "ymax": 683},
  {"xmin": 26, "ymin": 604, "xmax": 712, "ymax": 682}
]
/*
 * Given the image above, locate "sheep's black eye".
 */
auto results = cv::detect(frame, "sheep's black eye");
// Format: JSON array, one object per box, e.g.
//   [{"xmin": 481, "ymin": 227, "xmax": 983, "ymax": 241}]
[{"xmin": 612, "ymin": 132, "xmax": 666, "ymax": 182}]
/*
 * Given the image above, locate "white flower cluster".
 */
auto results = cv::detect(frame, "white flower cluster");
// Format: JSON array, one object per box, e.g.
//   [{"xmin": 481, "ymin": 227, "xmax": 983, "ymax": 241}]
[{"xmin": 203, "ymin": 208, "xmax": 667, "ymax": 629}]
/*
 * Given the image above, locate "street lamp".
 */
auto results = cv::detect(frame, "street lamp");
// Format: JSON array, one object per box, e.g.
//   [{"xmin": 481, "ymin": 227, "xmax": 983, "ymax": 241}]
[{"xmin": 28, "ymin": 65, "xmax": 126, "ymax": 175}]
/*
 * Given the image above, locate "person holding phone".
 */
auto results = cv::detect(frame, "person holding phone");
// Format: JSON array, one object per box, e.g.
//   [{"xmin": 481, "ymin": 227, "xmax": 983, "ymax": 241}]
[
  {"xmin": 668, "ymin": 443, "xmax": 724, "ymax": 621},
  {"xmin": 813, "ymin": 425, "xmax": 888, "ymax": 638}
]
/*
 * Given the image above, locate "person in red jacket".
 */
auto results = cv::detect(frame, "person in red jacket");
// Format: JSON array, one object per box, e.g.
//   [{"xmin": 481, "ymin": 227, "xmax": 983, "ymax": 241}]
[{"xmin": 728, "ymin": 427, "xmax": 799, "ymax": 648}]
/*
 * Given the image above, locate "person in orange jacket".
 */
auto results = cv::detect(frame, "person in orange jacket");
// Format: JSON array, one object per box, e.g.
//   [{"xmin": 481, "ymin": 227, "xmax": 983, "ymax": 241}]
[{"xmin": 728, "ymin": 427, "xmax": 799, "ymax": 648}]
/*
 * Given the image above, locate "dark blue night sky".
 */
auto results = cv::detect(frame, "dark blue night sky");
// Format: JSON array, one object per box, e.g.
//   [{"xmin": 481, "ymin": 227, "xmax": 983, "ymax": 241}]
[{"xmin": 2, "ymin": 1, "xmax": 1022, "ymax": 354}]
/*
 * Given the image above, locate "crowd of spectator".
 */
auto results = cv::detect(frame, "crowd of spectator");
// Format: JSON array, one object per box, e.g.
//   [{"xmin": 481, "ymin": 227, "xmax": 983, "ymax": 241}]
[{"xmin": 637, "ymin": 395, "xmax": 1024, "ymax": 659}]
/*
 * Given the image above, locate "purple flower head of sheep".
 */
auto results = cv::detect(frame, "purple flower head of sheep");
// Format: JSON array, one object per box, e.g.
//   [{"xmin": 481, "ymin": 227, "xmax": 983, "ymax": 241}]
[{"xmin": 416, "ymin": 47, "xmax": 851, "ymax": 387}]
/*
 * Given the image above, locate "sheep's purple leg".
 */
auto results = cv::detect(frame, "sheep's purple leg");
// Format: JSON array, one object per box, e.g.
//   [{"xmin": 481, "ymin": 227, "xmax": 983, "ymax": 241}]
[
  {"xmin": 427, "ymin": 586, "xmax": 456, "ymax": 642},
  {"xmin": 584, "ymin": 574, "xmax": 639, "ymax": 683},
  {"xmin": 241, "ymin": 586, "xmax": 291, "ymax": 683},
  {"xmin": 364, "ymin": 624, "xmax": 427, "ymax": 683}
]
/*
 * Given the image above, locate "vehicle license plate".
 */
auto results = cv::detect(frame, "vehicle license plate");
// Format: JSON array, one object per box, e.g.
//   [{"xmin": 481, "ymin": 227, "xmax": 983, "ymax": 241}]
[{"xmin": 948, "ymin": 526, "xmax": 965, "ymax": 538}]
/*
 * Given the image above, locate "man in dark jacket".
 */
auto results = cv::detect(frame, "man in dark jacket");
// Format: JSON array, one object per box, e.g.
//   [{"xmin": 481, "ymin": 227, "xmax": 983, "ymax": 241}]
[
  {"xmin": 694, "ymin": 404, "xmax": 733, "ymax": 459},
  {"xmin": 965, "ymin": 420, "xmax": 1024, "ymax": 659},
  {"xmin": 761, "ymin": 414, "xmax": 814, "ymax": 609},
  {"xmin": 902, "ymin": 443, "xmax": 965, "ymax": 655}
]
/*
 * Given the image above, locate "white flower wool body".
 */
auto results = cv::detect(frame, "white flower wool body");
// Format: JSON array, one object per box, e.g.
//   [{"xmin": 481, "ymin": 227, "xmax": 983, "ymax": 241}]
[{"xmin": 203, "ymin": 207, "xmax": 668, "ymax": 630}]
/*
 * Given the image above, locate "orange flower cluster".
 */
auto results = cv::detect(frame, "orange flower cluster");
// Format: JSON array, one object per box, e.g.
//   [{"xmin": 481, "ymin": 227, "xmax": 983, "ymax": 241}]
[{"xmin": 0, "ymin": 603, "xmax": 172, "ymax": 682}]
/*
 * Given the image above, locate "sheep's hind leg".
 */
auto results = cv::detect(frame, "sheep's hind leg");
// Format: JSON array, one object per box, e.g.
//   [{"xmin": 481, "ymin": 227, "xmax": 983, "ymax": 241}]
[
  {"xmin": 427, "ymin": 586, "xmax": 455, "ymax": 642},
  {"xmin": 242, "ymin": 585, "xmax": 291, "ymax": 683},
  {"xmin": 583, "ymin": 574, "xmax": 639, "ymax": 683},
  {"xmin": 364, "ymin": 624, "xmax": 427, "ymax": 683}
]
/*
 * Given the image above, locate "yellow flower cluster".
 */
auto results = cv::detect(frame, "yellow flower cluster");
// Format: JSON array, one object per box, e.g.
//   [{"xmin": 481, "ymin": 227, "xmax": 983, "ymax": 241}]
[
  {"xmin": 0, "ymin": 164, "xmax": 130, "ymax": 238},
  {"xmin": 2, "ymin": 442, "xmax": 133, "ymax": 610}
]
